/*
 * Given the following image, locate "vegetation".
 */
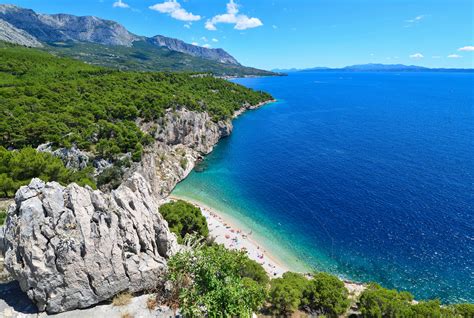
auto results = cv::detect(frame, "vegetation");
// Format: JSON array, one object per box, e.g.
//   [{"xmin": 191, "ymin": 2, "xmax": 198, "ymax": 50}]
[
  {"xmin": 112, "ymin": 292, "xmax": 132, "ymax": 306},
  {"xmin": 358, "ymin": 284, "xmax": 474, "ymax": 318},
  {"xmin": 166, "ymin": 242, "xmax": 267, "ymax": 317},
  {"xmin": 0, "ymin": 209, "xmax": 6, "ymax": 225},
  {"xmin": 0, "ymin": 43, "xmax": 271, "ymax": 196},
  {"xmin": 159, "ymin": 200, "xmax": 209, "ymax": 243},
  {"xmin": 45, "ymin": 41, "xmax": 277, "ymax": 77},
  {"xmin": 0, "ymin": 146, "xmax": 95, "ymax": 197},
  {"xmin": 267, "ymin": 272, "xmax": 349, "ymax": 317}
]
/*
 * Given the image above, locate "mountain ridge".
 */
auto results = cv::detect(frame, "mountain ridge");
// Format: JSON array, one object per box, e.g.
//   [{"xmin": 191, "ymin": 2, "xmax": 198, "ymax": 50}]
[
  {"xmin": 0, "ymin": 4, "xmax": 241, "ymax": 67},
  {"xmin": 273, "ymin": 63, "xmax": 474, "ymax": 73}
]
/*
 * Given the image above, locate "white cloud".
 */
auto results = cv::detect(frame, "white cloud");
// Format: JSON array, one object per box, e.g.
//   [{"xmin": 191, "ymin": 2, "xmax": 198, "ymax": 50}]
[
  {"xmin": 113, "ymin": 0, "xmax": 129, "ymax": 8},
  {"xmin": 205, "ymin": 0, "xmax": 263, "ymax": 31},
  {"xmin": 149, "ymin": 0, "xmax": 201, "ymax": 22},
  {"xmin": 406, "ymin": 15, "xmax": 425, "ymax": 23},
  {"xmin": 191, "ymin": 42, "xmax": 199, "ymax": 46},
  {"xmin": 201, "ymin": 36, "xmax": 208, "ymax": 42},
  {"xmin": 202, "ymin": 44, "xmax": 211, "ymax": 48},
  {"xmin": 212, "ymin": 38, "xmax": 218, "ymax": 42},
  {"xmin": 409, "ymin": 53, "xmax": 424, "ymax": 59},
  {"xmin": 458, "ymin": 46, "xmax": 474, "ymax": 52},
  {"xmin": 447, "ymin": 54, "xmax": 462, "ymax": 58}
]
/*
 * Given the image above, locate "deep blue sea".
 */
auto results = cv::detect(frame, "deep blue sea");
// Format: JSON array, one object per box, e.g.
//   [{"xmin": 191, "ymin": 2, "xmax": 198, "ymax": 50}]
[{"xmin": 173, "ymin": 72, "xmax": 474, "ymax": 303}]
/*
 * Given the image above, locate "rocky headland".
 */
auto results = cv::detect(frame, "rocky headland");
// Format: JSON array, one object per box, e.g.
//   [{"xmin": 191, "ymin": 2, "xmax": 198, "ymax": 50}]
[{"xmin": 0, "ymin": 100, "xmax": 275, "ymax": 315}]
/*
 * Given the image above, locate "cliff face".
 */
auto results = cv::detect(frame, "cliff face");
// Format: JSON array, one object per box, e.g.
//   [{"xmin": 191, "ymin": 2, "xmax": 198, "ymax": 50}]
[
  {"xmin": 0, "ymin": 18, "xmax": 42, "ymax": 47},
  {"xmin": 137, "ymin": 108, "xmax": 232, "ymax": 199},
  {"xmin": 3, "ymin": 176, "xmax": 178, "ymax": 313},
  {"xmin": 148, "ymin": 35, "xmax": 240, "ymax": 65}
]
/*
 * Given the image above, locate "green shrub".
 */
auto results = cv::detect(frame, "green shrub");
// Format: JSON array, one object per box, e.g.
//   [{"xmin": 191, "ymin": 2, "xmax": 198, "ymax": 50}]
[
  {"xmin": 268, "ymin": 272, "xmax": 307, "ymax": 316},
  {"xmin": 0, "ymin": 146, "xmax": 95, "ymax": 197},
  {"xmin": 359, "ymin": 283, "xmax": 414, "ymax": 318},
  {"xmin": 303, "ymin": 272, "xmax": 350, "ymax": 317},
  {"xmin": 446, "ymin": 303, "xmax": 474, "ymax": 317},
  {"xmin": 0, "ymin": 209, "xmax": 6, "ymax": 225},
  {"xmin": 159, "ymin": 200, "xmax": 208, "ymax": 243},
  {"xmin": 166, "ymin": 243, "xmax": 267, "ymax": 317}
]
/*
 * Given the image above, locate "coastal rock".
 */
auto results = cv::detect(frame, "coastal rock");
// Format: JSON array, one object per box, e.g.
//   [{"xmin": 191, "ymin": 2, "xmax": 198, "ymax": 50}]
[
  {"xmin": 138, "ymin": 108, "xmax": 232, "ymax": 198},
  {"xmin": 3, "ymin": 176, "xmax": 178, "ymax": 313}
]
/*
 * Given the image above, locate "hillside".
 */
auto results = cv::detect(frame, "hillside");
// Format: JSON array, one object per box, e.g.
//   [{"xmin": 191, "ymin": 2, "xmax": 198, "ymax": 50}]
[
  {"xmin": 0, "ymin": 42, "xmax": 272, "ymax": 194},
  {"xmin": 0, "ymin": 4, "xmax": 275, "ymax": 76},
  {"xmin": 44, "ymin": 40, "xmax": 275, "ymax": 76}
]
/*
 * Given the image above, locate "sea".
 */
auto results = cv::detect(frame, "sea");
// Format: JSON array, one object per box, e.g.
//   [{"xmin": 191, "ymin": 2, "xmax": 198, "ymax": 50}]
[{"xmin": 172, "ymin": 71, "xmax": 474, "ymax": 303}]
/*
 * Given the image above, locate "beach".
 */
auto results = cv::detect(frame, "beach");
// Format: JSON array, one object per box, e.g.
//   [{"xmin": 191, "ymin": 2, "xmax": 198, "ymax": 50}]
[
  {"xmin": 168, "ymin": 195, "xmax": 289, "ymax": 277},
  {"xmin": 167, "ymin": 195, "xmax": 366, "ymax": 299}
]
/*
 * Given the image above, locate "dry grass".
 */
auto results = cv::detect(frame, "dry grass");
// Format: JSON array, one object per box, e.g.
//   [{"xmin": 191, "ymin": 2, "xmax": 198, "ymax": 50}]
[
  {"xmin": 146, "ymin": 296, "xmax": 157, "ymax": 310},
  {"xmin": 121, "ymin": 312, "xmax": 133, "ymax": 318},
  {"xmin": 112, "ymin": 292, "xmax": 132, "ymax": 306}
]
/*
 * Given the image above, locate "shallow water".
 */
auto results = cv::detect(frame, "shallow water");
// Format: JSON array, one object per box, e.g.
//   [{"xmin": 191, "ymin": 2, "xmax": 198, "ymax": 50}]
[{"xmin": 173, "ymin": 71, "xmax": 474, "ymax": 302}]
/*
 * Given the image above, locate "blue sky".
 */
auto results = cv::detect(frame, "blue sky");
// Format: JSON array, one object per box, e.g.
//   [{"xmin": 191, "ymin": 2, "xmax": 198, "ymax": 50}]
[{"xmin": 7, "ymin": 0, "xmax": 474, "ymax": 69}]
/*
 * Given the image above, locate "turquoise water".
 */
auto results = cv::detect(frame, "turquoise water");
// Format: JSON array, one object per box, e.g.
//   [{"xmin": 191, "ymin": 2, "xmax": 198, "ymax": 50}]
[{"xmin": 173, "ymin": 72, "xmax": 473, "ymax": 303}]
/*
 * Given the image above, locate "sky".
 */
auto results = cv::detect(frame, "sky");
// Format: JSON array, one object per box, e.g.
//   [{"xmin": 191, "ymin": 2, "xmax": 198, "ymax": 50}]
[{"xmin": 6, "ymin": 0, "xmax": 474, "ymax": 70}]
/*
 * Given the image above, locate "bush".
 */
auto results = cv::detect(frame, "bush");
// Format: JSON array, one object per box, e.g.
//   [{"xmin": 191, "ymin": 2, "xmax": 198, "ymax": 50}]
[
  {"xmin": 0, "ymin": 146, "xmax": 95, "ymax": 197},
  {"xmin": 0, "ymin": 209, "xmax": 6, "ymax": 225},
  {"xmin": 166, "ymin": 243, "xmax": 267, "ymax": 317},
  {"xmin": 268, "ymin": 272, "xmax": 308, "ymax": 316},
  {"xmin": 445, "ymin": 303, "xmax": 474, "ymax": 317},
  {"xmin": 303, "ymin": 272, "xmax": 350, "ymax": 317},
  {"xmin": 159, "ymin": 200, "xmax": 208, "ymax": 243},
  {"xmin": 358, "ymin": 283, "xmax": 414, "ymax": 318},
  {"xmin": 267, "ymin": 272, "xmax": 349, "ymax": 317}
]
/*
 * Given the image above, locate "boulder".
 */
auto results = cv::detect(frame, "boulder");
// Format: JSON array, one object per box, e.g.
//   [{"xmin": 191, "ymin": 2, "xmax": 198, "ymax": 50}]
[{"xmin": 3, "ymin": 176, "xmax": 178, "ymax": 313}]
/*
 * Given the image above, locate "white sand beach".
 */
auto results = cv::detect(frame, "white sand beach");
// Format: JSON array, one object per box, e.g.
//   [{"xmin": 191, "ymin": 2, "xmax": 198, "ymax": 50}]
[{"xmin": 168, "ymin": 195, "xmax": 289, "ymax": 277}]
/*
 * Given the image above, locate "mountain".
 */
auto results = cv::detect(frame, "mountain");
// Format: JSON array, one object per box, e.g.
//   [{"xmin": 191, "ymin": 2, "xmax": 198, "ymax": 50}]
[
  {"xmin": 342, "ymin": 63, "xmax": 427, "ymax": 71},
  {"xmin": 0, "ymin": 18, "xmax": 42, "ymax": 47},
  {"xmin": 0, "ymin": 4, "xmax": 272, "ymax": 75},
  {"xmin": 274, "ymin": 63, "xmax": 473, "ymax": 73},
  {"xmin": 148, "ymin": 35, "xmax": 239, "ymax": 65}
]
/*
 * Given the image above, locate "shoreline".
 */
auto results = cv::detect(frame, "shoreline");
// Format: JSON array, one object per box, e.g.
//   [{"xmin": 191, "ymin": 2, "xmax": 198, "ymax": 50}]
[
  {"xmin": 167, "ymin": 194, "xmax": 366, "ymax": 298},
  {"xmin": 168, "ymin": 194, "xmax": 289, "ymax": 277}
]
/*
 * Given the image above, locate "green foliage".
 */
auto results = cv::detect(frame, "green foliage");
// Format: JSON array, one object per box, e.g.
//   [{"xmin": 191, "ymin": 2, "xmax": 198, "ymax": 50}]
[
  {"xmin": 0, "ymin": 44, "xmax": 273, "ymax": 162},
  {"xmin": 159, "ymin": 200, "xmax": 209, "ymax": 243},
  {"xmin": 268, "ymin": 272, "xmax": 308, "ymax": 316},
  {"xmin": 166, "ymin": 243, "xmax": 267, "ymax": 317},
  {"xmin": 359, "ymin": 284, "xmax": 415, "ymax": 318},
  {"xmin": 303, "ymin": 272, "xmax": 350, "ymax": 317},
  {"xmin": 267, "ymin": 272, "xmax": 349, "ymax": 317},
  {"xmin": 0, "ymin": 209, "xmax": 6, "ymax": 225},
  {"xmin": 0, "ymin": 146, "xmax": 95, "ymax": 197},
  {"xmin": 444, "ymin": 303, "xmax": 474, "ymax": 318},
  {"xmin": 45, "ymin": 40, "xmax": 277, "ymax": 77}
]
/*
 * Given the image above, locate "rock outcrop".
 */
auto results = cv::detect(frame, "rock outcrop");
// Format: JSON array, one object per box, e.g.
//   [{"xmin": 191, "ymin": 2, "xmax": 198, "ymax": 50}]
[
  {"xmin": 137, "ymin": 108, "xmax": 232, "ymax": 199},
  {"xmin": 3, "ymin": 176, "xmax": 178, "ymax": 313},
  {"xmin": 148, "ymin": 35, "xmax": 240, "ymax": 65},
  {"xmin": 0, "ymin": 18, "xmax": 42, "ymax": 47}
]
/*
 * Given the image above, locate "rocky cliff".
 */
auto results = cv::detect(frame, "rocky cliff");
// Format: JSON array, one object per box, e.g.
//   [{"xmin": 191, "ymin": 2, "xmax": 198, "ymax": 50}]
[
  {"xmin": 3, "ymin": 176, "xmax": 178, "ymax": 313},
  {"xmin": 0, "ymin": 18, "xmax": 42, "ymax": 47},
  {"xmin": 148, "ymin": 35, "xmax": 240, "ymax": 65}
]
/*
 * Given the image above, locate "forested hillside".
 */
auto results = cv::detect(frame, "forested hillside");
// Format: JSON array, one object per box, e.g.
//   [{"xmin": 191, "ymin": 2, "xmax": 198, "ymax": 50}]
[{"xmin": 0, "ymin": 42, "xmax": 272, "ymax": 196}]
